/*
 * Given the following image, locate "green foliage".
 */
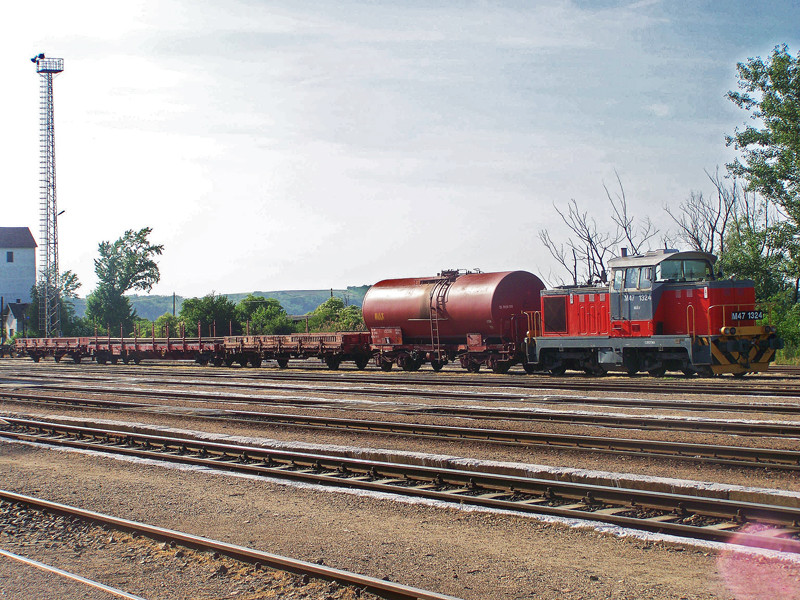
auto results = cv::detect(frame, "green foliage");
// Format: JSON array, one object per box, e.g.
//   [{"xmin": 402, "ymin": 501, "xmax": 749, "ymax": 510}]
[
  {"xmin": 718, "ymin": 216, "xmax": 786, "ymax": 301},
  {"xmin": 727, "ymin": 45, "xmax": 800, "ymax": 219},
  {"xmin": 153, "ymin": 313, "xmax": 181, "ymax": 337},
  {"xmin": 85, "ymin": 287, "xmax": 136, "ymax": 333},
  {"xmin": 179, "ymin": 294, "xmax": 240, "ymax": 336},
  {"xmin": 87, "ymin": 228, "xmax": 163, "ymax": 331},
  {"xmin": 236, "ymin": 295, "xmax": 295, "ymax": 335},
  {"xmin": 306, "ymin": 297, "xmax": 365, "ymax": 332},
  {"xmin": 23, "ymin": 272, "xmax": 89, "ymax": 337}
]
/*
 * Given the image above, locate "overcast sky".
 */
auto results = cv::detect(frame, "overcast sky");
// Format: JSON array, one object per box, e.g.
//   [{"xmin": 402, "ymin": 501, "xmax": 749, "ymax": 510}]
[{"xmin": 1, "ymin": 0, "xmax": 798, "ymax": 297}]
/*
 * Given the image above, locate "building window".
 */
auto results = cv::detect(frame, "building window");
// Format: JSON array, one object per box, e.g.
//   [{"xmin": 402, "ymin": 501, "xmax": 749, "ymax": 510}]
[{"xmin": 6, "ymin": 251, "xmax": 12, "ymax": 263}]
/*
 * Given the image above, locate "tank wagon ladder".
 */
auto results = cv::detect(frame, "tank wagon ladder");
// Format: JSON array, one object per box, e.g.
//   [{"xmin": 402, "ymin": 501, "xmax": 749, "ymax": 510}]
[{"xmin": 428, "ymin": 275, "xmax": 455, "ymax": 362}]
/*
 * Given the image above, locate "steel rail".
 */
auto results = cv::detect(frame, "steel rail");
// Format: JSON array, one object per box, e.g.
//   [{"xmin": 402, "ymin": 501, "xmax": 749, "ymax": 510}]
[
  {"xmin": 0, "ymin": 490, "xmax": 462, "ymax": 600},
  {"xmin": 3, "ymin": 362, "xmax": 800, "ymax": 398},
  {"xmin": 11, "ymin": 371, "xmax": 800, "ymax": 415},
  {"xmin": 2, "ymin": 418, "xmax": 800, "ymax": 553},
  {"xmin": 0, "ymin": 548, "xmax": 149, "ymax": 600},
  {"xmin": 3, "ymin": 393, "xmax": 800, "ymax": 470},
  {"xmin": 4, "ymin": 388, "xmax": 800, "ymax": 438}
]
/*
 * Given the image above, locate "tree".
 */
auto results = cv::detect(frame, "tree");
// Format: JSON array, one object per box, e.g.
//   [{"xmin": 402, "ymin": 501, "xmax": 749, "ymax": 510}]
[
  {"xmin": 24, "ymin": 270, "xmax": 90, "ymax": 336},
  {"xmin": 236, "ymin": 295, "xmax": 295, "ymax": 335},
  {"xmin": 306, "ymin": 297, "xmax": 365, "ymax": 332},
  {"xmin": 86, "ymin": 228, "xmax": 164, "ymax": 331},
  {"xmin": 726, "ymin": 44, "xmax": 800, "ymax": 221},
  {"xmin": 179, "ymin": 294, "xmax": 239, "ymax": 336},
  {"xmin": 664, "ymin": 169, "xmax": 739, "ymax": 256},
  {"xmin": 539, "ymin": 175, "xmax": 657, "ymax": 285},
  {"xmin": 726, "ymin": 45, "xmax": 800, "ymax": 303}
]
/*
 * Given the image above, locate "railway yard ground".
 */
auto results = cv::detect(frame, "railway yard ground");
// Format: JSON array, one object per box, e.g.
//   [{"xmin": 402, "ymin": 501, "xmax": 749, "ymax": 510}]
[{"xmin": 2, "ymin": 360, "xmax": 800, "ymax": 599}]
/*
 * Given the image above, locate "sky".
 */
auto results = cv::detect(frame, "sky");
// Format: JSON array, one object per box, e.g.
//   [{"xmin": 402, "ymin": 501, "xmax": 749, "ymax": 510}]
[{"xmin": 1, "ymin": 0, "xmax": 798, "ymax": 297}]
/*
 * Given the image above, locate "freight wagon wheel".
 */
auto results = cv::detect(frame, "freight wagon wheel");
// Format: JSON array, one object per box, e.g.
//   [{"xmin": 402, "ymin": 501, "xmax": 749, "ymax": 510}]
[
  {"xmin": 72, "ymin": 354, "xmax": 81, "ymax": 364},
  {"xmin": 276, "ymin": 358, "xmax": 289, "ymax": 369},
  {"xmin": 250, "ymin": 356, "xmax": 263, "ymax": 368},
  {"xmin": 379, "ymin": 360, "xmax": 393, "ymax": 371},
  {"xmin": 491, "ymin": 361, "xmax": 511, "ymax": 374},
  {"xmin": 30, "ymin": 354, "xmax": 40, "ymax": 363},
  {"xmin": 122, "ymin": 355, "xmax": 131, "ymax": 365},
  {"xmin": 733, "ymin": 371, "xmax": 747, "ymax": 379},
  {"xmin": 110, "ymin": 357, "xmax": 119, "ymax": 365},
  {"xmin": 325, "ymin": 356, "xmax": 342, "ymax": 370},
  {"xmin": 681, "ymin": 367, "xmax": 696, "ymax": 377},
  {"xmin": 466, "ymin": 362, "xmax": 481, "ymax": 373},
  {"xmin": 522, "ymin": 363, "xmax": 537, "ymax": 374},
  {"xmin": 548, "ymin": 365, "xmax": 567, "ymax": 376},
  {"xmin": 354, "ymin": 357, "xmax": 369, "ymax": 370},
  {"xmin": 133, "ymin": 356, "xmax": 141, "ymax": 365},
  {"xmin": 54, "ymin": 354, "xmax": 62, "ymax": 363},
  {"xmin": 212, "ymin": 356, "xmax": 223, "ymax": 367},
  {"xmin": 648, "ymin": 366, "xmax": 667, "ymax": 377},
  {"xmin": 430, "ymin": 360, "xmax": 444, "ymax": 372},
  {"xmin": 224, "ymin": 357, "xmax": 235, "ymax": 368}
]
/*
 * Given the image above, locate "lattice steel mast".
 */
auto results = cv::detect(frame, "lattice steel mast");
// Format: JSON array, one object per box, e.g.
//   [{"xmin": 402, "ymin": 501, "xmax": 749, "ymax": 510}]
[{"xmin": 31, "ymin": 53, "xmax": 64, "ymax": 337}]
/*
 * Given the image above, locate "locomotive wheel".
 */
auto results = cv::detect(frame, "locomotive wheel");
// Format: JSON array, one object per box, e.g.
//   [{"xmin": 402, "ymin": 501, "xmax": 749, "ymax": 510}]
[
  {"xmin": 648, "ymin": 366, "xmax": 667, "ymax": 377},
  {"xmin": 430, "ymin": 360, "xmax": 444, "ymax": 372},
  {"xmin": 733, "ymin": 371, "xmax": 747, "ymax": 379},
  {"xmin": 681, "ymin": 367, "xmax": 696, "ymax": 377},
  {"xmin": 379, "ymin": 360, "xmax": 393, "ymax": 371},
  {"xmin": 354, "ymin": 356, "xmax": 369, "ymax": 370},
  {"xmin": 276, "ymin": 358, "xmax": 289, "ymax": 369}
]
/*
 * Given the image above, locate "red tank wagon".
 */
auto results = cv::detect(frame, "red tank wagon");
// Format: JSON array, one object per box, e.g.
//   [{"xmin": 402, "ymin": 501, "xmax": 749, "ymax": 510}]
[
  {"xmin": 362, "ymin": 270, "xmax": 545, "ymax": 372},
  {"xmin": 527, "ymin": 249, "xmax": 782, "ymax": 376}
]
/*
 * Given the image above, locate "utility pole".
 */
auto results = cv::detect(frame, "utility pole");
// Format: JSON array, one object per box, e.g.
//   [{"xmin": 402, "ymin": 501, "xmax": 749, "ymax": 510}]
[{"xmin": 31, "ymin": 53, "xmax": 64, "ymax": 337}]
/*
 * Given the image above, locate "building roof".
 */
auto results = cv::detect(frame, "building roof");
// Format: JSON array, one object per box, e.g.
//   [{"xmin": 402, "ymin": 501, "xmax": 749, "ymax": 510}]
[
  {"xmin": 0, "ymin": 227, "xmax": 36, "ymax": 249},
  {"xmin": 6, "ymin": 303, "xmax": 28, "ymax": 320}
]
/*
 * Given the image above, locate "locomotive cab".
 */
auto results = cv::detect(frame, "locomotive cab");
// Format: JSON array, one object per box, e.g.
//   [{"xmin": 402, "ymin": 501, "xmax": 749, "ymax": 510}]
[{"xmin": 608, "ymin": 249, "xmax": 716, "ymax": 337}]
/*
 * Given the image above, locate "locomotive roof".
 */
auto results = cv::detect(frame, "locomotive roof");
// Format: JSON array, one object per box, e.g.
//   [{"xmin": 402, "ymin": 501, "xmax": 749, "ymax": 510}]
[{"xmin": 608, "ymin": 249, "xmax": 716, "ymax": 269}]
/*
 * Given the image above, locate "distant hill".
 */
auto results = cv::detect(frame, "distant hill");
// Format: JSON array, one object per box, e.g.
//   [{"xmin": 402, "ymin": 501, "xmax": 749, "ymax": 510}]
[{"xmin": 69, "ymin": 285, "xmax": 371, "ymax": 321}]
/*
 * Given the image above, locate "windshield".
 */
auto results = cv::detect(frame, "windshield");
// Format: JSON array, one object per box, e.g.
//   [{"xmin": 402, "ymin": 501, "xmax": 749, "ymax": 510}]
[{"xmin": 655, "ymin": 259, "xmax": 714, "ymax": 282}]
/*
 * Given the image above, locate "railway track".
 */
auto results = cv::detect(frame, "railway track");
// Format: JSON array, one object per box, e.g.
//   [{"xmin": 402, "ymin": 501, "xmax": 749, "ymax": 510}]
[
  {"xmin": 2, "ymin": 417, "xmax": 799, "ymax": 554},
  {"xmin": 3, "ymin": 392, "xmax": 800, "ymax": 470},
  {"xmin": 4, "ymin": 361, "xmax": 800, "ymax": 398},
  {"xmin": 4, "ymin": 386, "xmax": 800, "ymax": 438},
  {"xmin": 6, "ymin": 369, "xmax": 800, "ymax": 416},
  {"xmin": 0, "ymin": 489, "xmax": 460, "ymax": 600}
]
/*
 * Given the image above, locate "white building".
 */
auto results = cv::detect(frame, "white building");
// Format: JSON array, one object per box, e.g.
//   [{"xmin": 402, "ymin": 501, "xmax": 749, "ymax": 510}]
[{"xmin": 0, "ymin": 227, "xmax": 37, "ymax": 306}]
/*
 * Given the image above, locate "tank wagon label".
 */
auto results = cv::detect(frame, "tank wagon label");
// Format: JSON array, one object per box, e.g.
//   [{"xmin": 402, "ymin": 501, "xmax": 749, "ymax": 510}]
[{"xmin": 374, "ymin": 313, "xmax": 385, "ymax": 321}]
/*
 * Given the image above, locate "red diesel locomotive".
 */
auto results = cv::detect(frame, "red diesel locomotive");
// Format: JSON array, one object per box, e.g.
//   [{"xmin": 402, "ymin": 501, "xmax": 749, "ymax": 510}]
[{"xmin": 14, "ymin": 248, "xmax": 782, "ymax": 376}]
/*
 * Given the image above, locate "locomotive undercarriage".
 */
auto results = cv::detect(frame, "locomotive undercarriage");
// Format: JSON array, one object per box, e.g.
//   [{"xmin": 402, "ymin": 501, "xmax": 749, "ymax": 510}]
[{"xmin": 526, "ymin": 328, "xmax": 782, "ymax": 377}]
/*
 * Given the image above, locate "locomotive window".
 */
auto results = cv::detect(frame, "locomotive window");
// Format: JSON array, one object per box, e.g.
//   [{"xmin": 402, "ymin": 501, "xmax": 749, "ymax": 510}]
[
  {"xmin": 639, "ymin": 267, "xmax": 652, "ymax": 289},
  {"xmin": 612, "ymin": 270, "xmax": 623, "ymax": 291},
  {"xmin": 656, "ymin": 260, "xmax": 713, "ymax": 282},
  {"xmin": 624, "ymin": 268, "xmax": 640, "ymax": 289},
  {"xmin": 656, "ymin": 260, "xmax": 682, "ymax": 281},
  {"xmin": 542, "ymin": 296, "xmax": 567, "ymax": 333},
  {"xmin": 684, "ymin": 260, "xmax": 712, "ymax": 281}
]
